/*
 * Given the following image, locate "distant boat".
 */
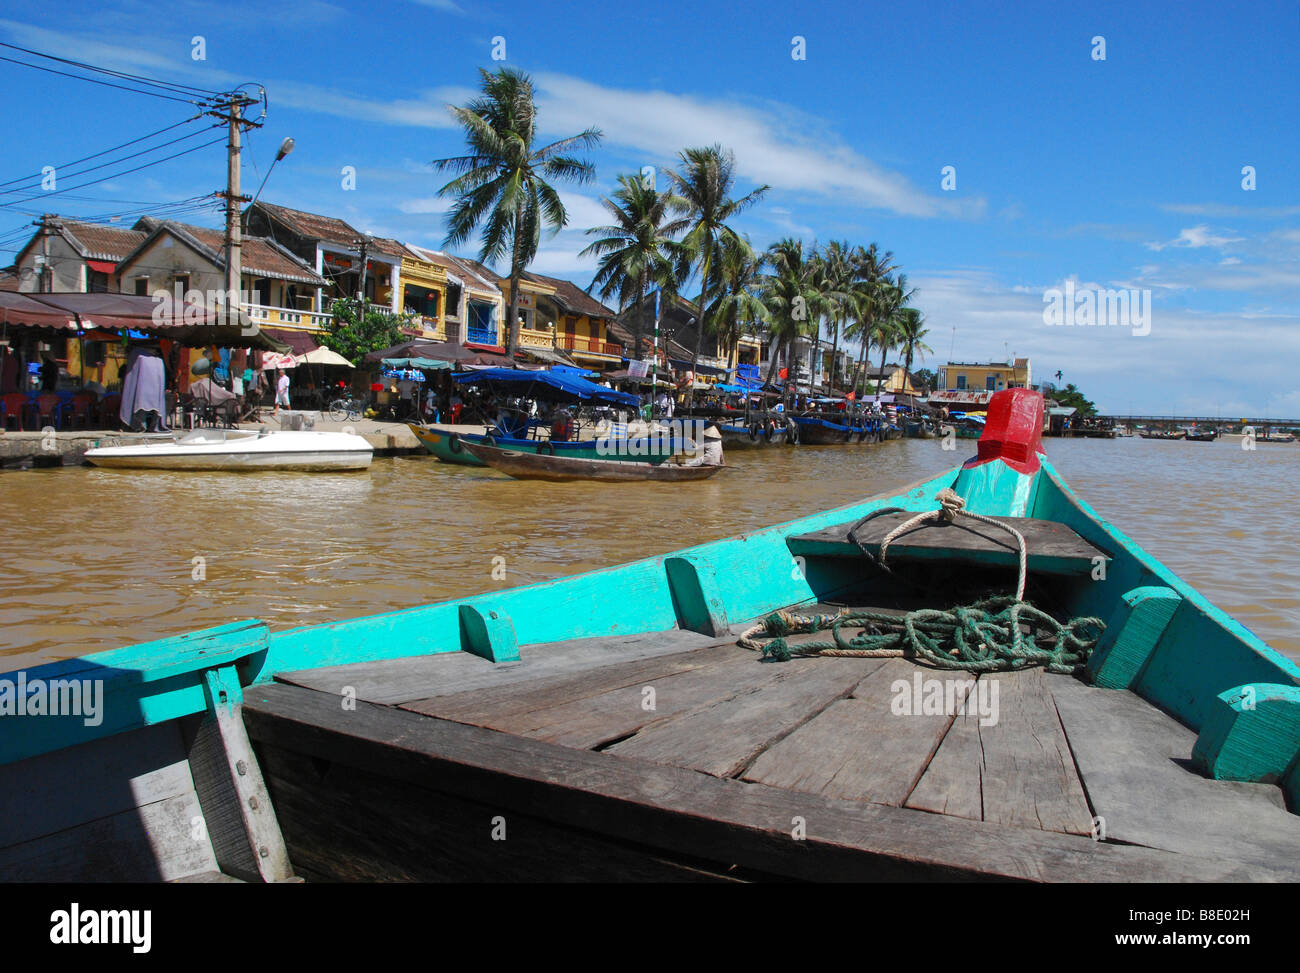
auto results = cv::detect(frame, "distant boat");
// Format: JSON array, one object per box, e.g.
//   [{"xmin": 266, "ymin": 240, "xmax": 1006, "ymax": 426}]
[
  {"xmin": 1185, "ymin": 429, "xmax": 1219, "ymax": 442},
  {"xmin": 1139, "ymin": 429, "xmax": 1186, "ymax": 440},
  {"xmin": 717, "ymin": 415, "xmax": 789, "ymax": 448},
  {"xmin": 84, "ymin": 428, "xmax": 373, "ymax": 471},
  {"xmin": 460, "ymin": 440, "xmax": 726, "ymax": 482}
]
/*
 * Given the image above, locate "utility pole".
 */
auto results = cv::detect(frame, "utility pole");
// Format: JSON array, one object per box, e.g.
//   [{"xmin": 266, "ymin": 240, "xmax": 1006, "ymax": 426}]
[
  {"xmin": 39, "ymin": 214, "xmax": 56, "ymax": 293},
  {"xmin": 210, "ymin": 90, "xmax": 262, "ymax": 326},
  {"xmin": 352, "ymin": 237, "xmax": 370, "ymax": 305}
]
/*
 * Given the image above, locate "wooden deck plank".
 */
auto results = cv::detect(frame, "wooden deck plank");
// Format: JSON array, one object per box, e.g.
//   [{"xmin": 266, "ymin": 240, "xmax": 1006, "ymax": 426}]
[
  {"xmin": 402, "ymin": 646, "xmax": 728, "ymax": 725},
  {"xmin": 978, "ymin": 670, "xmax": 1093, "ymax": 835},
  {"xmin": 276, "ymin": 629, "xmax": 732, "ymax": 706},
  {"xmin": 483, "ymin": 646, "xmax": 787, "ymax": 750},
  {"xmin": 742, "ymin": 659, "xmax": 954, "ymax": 805},
  {"xmin": 606, "ymin": 656, "xmax": 885, "ymax": 777},
  {"xmin": 242, "ymin": 682, "xmax": 1297, "ymax": 881},
  {"xmin": 1051, "ymin": 677, "xmax": 1300, "ymax": 870},
  {"xmin": 788, "ymin": 513, "xmax": 1108, "ymax": 575},
  {"xmin": 905, "ymin": 700, "xmax": 984, "ymax": 821}
]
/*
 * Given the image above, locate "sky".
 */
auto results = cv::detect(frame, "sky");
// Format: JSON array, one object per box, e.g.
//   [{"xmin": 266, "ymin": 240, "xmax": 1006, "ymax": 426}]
[{"xmin": 0, "ymin": 0, "xmax": 1296, "ymax": 415}]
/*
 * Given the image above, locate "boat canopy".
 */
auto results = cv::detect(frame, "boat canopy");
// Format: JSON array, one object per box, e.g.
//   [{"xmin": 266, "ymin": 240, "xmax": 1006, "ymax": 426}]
[
  {"xmin": 381, "ymin": 357, "xmax": 452, "ymax": 371},
  {"xmin": 453, "ymin": 367, "xmax": 640, "ymax": 407}
]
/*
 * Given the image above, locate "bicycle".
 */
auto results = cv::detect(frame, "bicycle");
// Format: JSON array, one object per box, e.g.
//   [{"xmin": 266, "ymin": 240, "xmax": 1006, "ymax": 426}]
[{"xmin": 328, "ymin": 393, "xmax": 366, "ymax": 422}]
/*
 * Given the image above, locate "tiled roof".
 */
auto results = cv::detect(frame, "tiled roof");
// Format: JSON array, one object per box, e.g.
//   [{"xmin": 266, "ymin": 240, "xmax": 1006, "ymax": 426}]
[
  {"xmin": 252, "ymin": 202, "xmax": 407, "ymax": 258},
  {"xmin": 57, "ymin": 219, "xmax": 147, "ymax": 261},
  {"xmin": 406, "ymin": 246, "xmax": 502, "ymax": 295},
  {"xmin": 125, "ymin": 219, "xmax": 326, "ymax": 285},
  {"xmin": 521, "ymin": 271, "xmax": 616, "ymax": 320}
]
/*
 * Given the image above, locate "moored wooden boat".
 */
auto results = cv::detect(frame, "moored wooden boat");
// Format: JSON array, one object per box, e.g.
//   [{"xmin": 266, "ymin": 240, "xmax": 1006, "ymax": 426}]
[
  {"xmin": 6, "ymin": 388, "xmax": 1300, "ymax": 883},
  {"xmin": 1185, "ymin": 429, "xmax": 1219, "ymax": 442},
  {"xmin": 460, "ymin": 439, "xmax": 726, "ymax": 482},
  {"xmin": 717, "ymin": 414, "xmax": 788, "ymax": 448},
  {"xmin": 408, "ymin": 423, "xmax": 682, "ymax": 467}
]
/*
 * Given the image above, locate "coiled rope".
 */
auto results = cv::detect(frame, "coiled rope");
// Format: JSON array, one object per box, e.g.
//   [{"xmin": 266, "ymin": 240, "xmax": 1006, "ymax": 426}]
[{"xmin": 738, "ymin": 488, "xmax": 1105, "ymax": 673}]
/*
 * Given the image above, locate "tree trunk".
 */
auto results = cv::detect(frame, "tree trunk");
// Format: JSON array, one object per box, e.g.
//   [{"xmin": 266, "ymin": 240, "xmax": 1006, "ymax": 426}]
[
  {"xmin": 688, "ymin": 242, "xmax": 712, "ymax": 411},
  {"xmin": 505, "ymin": 199, "xmax": 525, "ymax": 358},
  {"xmin": 632, "ymin": 271, "xmax": 646, "ymax": 374},
  {"xmin": 829, "ymin": 317, "xmax": 840, "ymax": 394},
  {"xmin": 876, "ymin": 340, "xmax": 889, "ymax": 398}
]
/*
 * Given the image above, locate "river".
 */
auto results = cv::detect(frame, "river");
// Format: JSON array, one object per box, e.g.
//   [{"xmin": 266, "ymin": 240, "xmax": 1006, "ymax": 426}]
[{"xmin": 2, "ymin": 436, "xmax": 1296, "ymax": 667}]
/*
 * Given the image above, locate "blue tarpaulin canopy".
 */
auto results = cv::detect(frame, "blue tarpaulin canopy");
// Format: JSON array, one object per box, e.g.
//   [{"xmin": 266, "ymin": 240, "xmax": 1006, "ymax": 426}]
[
  {"xmin": 549, "ymin": 364, "xmax": 598, "ymax": 379},
  {"xmin": 454, "ymin": 367, "xmax": 640, "ymax": 408}
]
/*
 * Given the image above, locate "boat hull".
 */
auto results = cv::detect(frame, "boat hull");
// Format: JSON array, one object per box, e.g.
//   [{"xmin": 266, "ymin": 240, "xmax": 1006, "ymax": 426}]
[
  {"xmin": 408, "ymin": 424, "xmax": 682, "ymax": 466},
  {"xmin": 84, "ymin": 430, "xmax": 373, "ymax": 471},
  {"xmin": 461, "ymin": 440, "xmax": 724, "ymax": 481}
]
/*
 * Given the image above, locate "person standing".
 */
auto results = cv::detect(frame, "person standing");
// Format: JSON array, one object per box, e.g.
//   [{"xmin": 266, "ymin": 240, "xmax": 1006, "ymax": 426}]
[
  {"xmin": 40, "ymin": 354, "xmax": 59, "ymax": 392},
  {"xmin": 274, "ymin": 369, "xmax": 291, "ymax": 416}
]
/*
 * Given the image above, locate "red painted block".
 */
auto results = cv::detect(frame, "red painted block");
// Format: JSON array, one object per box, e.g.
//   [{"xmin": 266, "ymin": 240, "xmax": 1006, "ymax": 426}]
[{"xmin": 970, "ymin": 388, "xmax": 1044, "ymax": 474}]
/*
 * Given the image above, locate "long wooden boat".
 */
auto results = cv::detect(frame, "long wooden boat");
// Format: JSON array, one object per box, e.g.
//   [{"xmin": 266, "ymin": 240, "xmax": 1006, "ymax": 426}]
[
  {"xmin": 460, "ymin": 439, "xmax": 726, "ymax": 482},
  {"xmin": 1139, "ymin": 429, "xmax": 1187, "ymax": 440},
  {"xmin": 717, "ymin": 415, "xmax": 789, "ymax": 448},
  {"xmin": 1185, "ymin": 429, "xmax": 1219, "ymax": 442},
  {"xmin": 791, "ymin": 414, "xmax": 882, "ymax": 445},
  {"xmin": 408, "ymin": 423, "xmax": 682, "ymax": 467},
  {"xmin": 5, "ymin": 388, "xmax": 1300, "ymax": 883}
]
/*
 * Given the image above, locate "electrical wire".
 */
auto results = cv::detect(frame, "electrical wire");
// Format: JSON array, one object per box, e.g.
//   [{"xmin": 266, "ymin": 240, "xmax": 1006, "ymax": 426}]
[
  {"xmin": 0, "ymin": 42, "xmax": 223, "ymax": 105},
  {"xmin": 0, "ymin": 115, "xmax": 206, "ymax": 190}
]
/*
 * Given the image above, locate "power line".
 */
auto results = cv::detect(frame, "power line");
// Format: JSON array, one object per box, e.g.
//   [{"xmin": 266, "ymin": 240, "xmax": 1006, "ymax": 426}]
[
  {"xmin": 0, "ymin": 137, "xmax": 225, "ymax": 210},
  {"xmin": 0, "ymin": 115, "xmax": 206, "ymax": 190},
  {"xmin": 0, "ymin": 124, "xmax": 221, "ymax": 197},
  {"xmin": 0, "ymin": 41, "xmax": 223, "ymax": 104}
]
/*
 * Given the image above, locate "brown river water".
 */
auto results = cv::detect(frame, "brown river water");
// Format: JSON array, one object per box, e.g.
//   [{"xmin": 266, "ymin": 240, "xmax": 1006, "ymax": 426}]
[{"xmin": 2, "ymin": 436, "xmax": 1297, "ymax": 668}]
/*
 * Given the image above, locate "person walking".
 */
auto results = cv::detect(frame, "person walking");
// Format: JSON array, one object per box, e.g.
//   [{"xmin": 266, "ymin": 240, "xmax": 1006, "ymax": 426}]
[{"xmin": 273, "ymin": 369, "xmax": 291, "ymax": 416}]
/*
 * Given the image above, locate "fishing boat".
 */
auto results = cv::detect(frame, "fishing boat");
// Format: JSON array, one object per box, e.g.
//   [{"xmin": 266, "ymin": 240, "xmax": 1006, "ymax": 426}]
[
  {"xmin": 791, "ymin": 412, "xmax": 883, "ymax": 445},
  {"xmin": 460, "ymin": 439, "xmax": 725, "ymax": 482},
  {"xmin": 83, "ymin": 428, "xmax": 373, "ymax": 472},
  {"xmin": 6, "ymin": 388, "xmax": 1300, "ymax": 883},
  {"xmin": 1257, "ymin": 431, "xmax": 1297, "ymax": 444},
  {"xmin": 716, "ymin": 414, "xmax": 789, "ymax": 448},
  {"xmin": 1185, "ymin": 428, "xmax": 1219, "ymax": 443},
  {"xmin": 903, "ymin": 416, "xmax": 937, "ymax": 439},
  {"xmin": 408, "ymin": 423, "xmax": 686, "ymax": 467},
  {"xmin": 1139, "ymin": 429, "xmax": 1187, "ymax": 440}
]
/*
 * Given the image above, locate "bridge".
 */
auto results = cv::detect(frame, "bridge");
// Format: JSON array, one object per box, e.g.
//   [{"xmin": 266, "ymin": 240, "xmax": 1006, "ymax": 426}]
[{"xmin": 1101, "ymin": 415, "xmax": 1300, "ymax": 427}]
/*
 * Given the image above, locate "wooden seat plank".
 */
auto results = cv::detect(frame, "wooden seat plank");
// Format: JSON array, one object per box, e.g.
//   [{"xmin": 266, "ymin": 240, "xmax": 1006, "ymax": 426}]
[
  {"xmin": 788, "ymin": 513, "xmax": 1108, "ymax": 575},
  {"xmin": 904, "ymin": 702, "xmax": 984, "ymax": 821},
  {"xmin": 242, "ymin": 682, "xmax": 1299, "ymax": 881},
  {"xmin": 606, "ymin": 656, "xmax": 886, "ymax": 777},
  {"xmin": 1051, "ymin": 677, "xmax": 1300, "ymax": 870},
  {"xmin": 742, "ymin": 659, "xmax": 953, "ymax": 805}
]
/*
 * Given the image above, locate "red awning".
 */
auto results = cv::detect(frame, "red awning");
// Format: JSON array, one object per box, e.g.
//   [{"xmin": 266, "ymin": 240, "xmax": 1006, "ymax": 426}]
[
  {"xmin": 262, "ymin": 328, "xmax": 320, "ymax": 356},
  {"xmin": 0, "ymin": 292, "xmax": 77, "ymax": 330},
  {"xmin": 86, "ymin": 260, "xmax": 117, "ymax": 275}
]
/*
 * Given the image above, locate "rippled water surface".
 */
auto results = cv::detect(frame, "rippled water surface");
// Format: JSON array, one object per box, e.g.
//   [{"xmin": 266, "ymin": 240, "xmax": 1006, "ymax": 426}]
[{"xmin": 2, "ymin": 436, "xmax": 1296, "ymax": 666}]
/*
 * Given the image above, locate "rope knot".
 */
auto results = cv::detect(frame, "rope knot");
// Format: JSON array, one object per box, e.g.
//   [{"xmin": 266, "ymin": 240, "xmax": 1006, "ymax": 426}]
[{"xmin": 935, "ymin": 487, "xmax": 966, "ymax": 522}]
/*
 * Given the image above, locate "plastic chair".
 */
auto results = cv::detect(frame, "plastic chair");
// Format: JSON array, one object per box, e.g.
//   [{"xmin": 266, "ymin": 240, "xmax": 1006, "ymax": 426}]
[
  {"xmin": 34, "ymin": 393, "xmax": 63, "ymax": 430},
  {"xmin": 1, "ymin": 392, "xmax": 29, "ymax": 431},
  {"xmin": 98, "ymin": 395, "xmax": 122, "ymax": 429},
  {"xmin": 67, "ymin": 393, "xmax": 95, "ymax": 430}
]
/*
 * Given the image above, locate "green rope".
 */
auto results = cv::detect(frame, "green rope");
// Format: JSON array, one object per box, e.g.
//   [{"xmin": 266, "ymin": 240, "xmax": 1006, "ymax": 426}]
[{"xmin": 746, "ymin": 597, "xmax": 1105, "ymax": 674}]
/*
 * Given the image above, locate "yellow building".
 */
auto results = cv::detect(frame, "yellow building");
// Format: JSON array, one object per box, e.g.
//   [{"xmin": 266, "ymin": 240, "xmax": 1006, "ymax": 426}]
[
  {"xmin": 938, "ymin": 358, "xmax": 1031, "ymax": 394},
  {"xmin": 397, "ymin": 254, "xmax": 450, "ymax": 341},
  {"xmin": 499, "ymin": 272, "xmax": 623, "ymax": 369},
  {"xmin": 863, "ymin": 365, "xmax": 918, "ymax": 395}
]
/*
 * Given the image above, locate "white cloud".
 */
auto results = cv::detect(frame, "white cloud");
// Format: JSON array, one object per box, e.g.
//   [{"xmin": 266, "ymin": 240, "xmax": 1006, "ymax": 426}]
[
  {"xmin": 1146, "ymin": 224, "xmax": 1245, "ymax": 251},
  {"xmin": 531, "ymin": 73, "xmax": 983, "ymax": 220},
  {"xmin": 398, "ymin": 197, "xmax": 453, "ymax": 215}
]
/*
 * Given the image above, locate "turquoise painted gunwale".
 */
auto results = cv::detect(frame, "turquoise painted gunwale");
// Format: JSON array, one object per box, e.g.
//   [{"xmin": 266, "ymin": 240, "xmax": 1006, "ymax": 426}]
[{"xmin": 3, "ymin": 450, "xmax": 1299, "ymax": 780}]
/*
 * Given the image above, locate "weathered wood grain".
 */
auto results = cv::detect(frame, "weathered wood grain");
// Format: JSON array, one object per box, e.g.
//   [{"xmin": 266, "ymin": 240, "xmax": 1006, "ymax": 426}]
[
  {"xmin": 1052, "ymin": 676, "xmax": 1300, "ymax": 871},
  {"xmin": 242, "ymin": 681, "xmax": 1296, "ymax": 881},
  {"xmin": 905, "ymin": 697, "xmax": 984, "ymax": 821},
  {"xmin": 977, "ymin": 669, "xmax": 1093, "ymax": 835},
  {"xmin": 607, "ymin": 656, "xmax": 884, "ymax": 777},
  {"xmin": 277, "ymin": 629, "xmax": 730, "ymax": 705},
  {"xmin": 484, "ymin": 645, "xmax": 785, "ymax": 749},
  {"xmin": 742, "ymin": 659, "xmax": 955, "ymax": 805},
  {"xmin": 788, "ymin": 513, "xmax": 1108, "ymax": 575},
  {"xmin": 0, "ymin": 791, "xmax": 218, "ymax": 882}
]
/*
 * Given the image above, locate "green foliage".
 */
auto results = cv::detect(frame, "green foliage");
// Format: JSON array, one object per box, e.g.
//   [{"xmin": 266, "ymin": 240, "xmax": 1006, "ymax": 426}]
[
  {"xmin": 913, "ymin": 368, "xmax": 938, "ymax": 393},
  {"xmin": 317, "ymin": 299, "xmax": 407, "ymax": 366},
  {"xmin": 1051, "ymin": 383, "xmax": 1098, "ymax": 417}
]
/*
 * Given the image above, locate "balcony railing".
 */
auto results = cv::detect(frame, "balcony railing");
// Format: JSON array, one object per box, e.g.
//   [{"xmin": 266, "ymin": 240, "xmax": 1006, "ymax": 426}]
[
  {"xmin": 242, "ymin": 303, "xmax": 333, "ymax": 332},
  {"xmin": 557, "ymin": 333, "xmax": 621, "ymax": 357},
  {"xmin": 517, "ymin": 327, "xmax": 555, "ymax": 348},
  {"xmin": 466, "ymin": 326, "xmax": 499, "ymax": 346},
  {"xmin": 400, "ymin": 315, "xmax": 447, "ymax": 341}
]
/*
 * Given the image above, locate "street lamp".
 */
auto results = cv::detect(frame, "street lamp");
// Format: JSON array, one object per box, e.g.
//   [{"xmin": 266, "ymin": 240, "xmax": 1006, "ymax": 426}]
[{"xmin": 247, "ymin": 137, "xmax": 295, "ymax": 220}]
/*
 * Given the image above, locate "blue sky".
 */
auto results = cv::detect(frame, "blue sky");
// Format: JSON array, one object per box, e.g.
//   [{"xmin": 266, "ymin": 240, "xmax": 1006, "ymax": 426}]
[{"xmin": 1, "ymin": 0, "xmax": 1296, "ymax": 415}]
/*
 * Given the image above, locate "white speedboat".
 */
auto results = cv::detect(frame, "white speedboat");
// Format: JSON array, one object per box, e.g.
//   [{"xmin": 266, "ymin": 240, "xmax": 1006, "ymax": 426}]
[{"xmin": 85, "ymin": 428, "xmax": 373, "ymax": 471}]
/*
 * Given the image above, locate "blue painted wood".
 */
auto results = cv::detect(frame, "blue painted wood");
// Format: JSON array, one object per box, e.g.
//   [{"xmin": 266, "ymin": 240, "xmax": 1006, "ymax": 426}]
[
  {"xmin": 1032, "ymin": 461, "xmax": 1300, "ymax": 731},
  {"xmin": 951, "ymin": 458, "xmax": 1037, "ymax": 516},
  {"xmin": 1193, "ymin": 684, "xmax": 1300, "ymax": 784},
  {"xmin": 0, "ymin": 623, "xmax": 268, "ymax": 765},
  {"xmin": 664, "ymin": 556, "xmax": 730, "ymax": 637},
  {"xmin": 1086, "ymin": 587, "xmax": 1181, "ymax": 689},
  {"xmin": 457, "ymin": 605, "xmax": 521, "ymax": 663}
]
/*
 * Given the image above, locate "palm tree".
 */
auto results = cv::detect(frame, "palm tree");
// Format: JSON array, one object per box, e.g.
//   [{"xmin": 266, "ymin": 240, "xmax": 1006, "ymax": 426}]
[
  {"xmin": 872, "ymin": 273, "xmax": 916, "ymax": 397},
  {"xmin": 896, "ymin": 307, "xmax": 932, "ymax": 390},
  {"xmin": 704, "ymin": 233, "xmax": 767, "ymax": 370},
  {"xmin": 759, "ymin": 238, "xmax": 820, "ymax": 401},
  {"xmin": 818, "ymin": 240, "xmax": 854, "ymax": 392},
  {"xmin": 433, "ymin": 66, "xmax": 603, "ymax": 356},
  {"xmin": 668, "ymin": 146, "xmax": 769, "ymax": 403},
  {"xmin": 579, "ymin": 174, "xmax": 689, "ymax": 366},
  {"xmin": 842, "ymin": 244, "xmax": 895, "ymax": 396}
]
